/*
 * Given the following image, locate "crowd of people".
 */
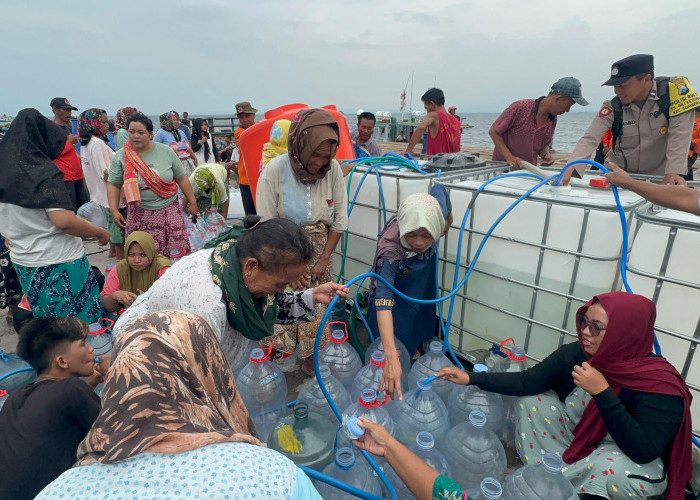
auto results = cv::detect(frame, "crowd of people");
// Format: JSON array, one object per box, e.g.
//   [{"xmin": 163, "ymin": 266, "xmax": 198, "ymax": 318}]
[{"xmin": 0, "ymin": 50, "xmax": 697, "ymax": 499}]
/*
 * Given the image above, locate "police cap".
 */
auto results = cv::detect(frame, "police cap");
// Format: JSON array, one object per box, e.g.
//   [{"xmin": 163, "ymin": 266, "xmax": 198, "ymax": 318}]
[{"xmin": 602, "ymin": 54, "xmax": 654, "ymax": 86}]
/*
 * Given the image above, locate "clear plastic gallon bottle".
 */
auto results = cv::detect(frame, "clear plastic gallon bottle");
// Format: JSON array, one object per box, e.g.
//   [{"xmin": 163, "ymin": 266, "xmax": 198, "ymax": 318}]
[
  {"xmin": 407, "ymin": 341, "xmax": 454, "ymax": 403},
  {"xmin": 501, "ymin": 452, "xmax": 577, "ymax": 500},
  {"xmin": 393, "ymin": 378, "xmax": 450, "ymax": 447},
  {"xmin": 447, "ymin": 364, "xmax": 505, "ymax": 434},
  {"xmin": 297, "ymin": 364, "xmax": 351, "ymax": 422},
  {"xmin": 319, "ymin": 328, "xmax": 363, "ymax": 391}
]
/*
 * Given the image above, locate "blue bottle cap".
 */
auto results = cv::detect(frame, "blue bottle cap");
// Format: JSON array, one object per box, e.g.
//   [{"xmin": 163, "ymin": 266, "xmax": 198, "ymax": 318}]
[
  {"xmin": 345, "ymin": 416, "xmax": 364, "ymax": 439},
  {"xmin": 473, "ymin": 363, "xmax": 488, "ymax": 373}
]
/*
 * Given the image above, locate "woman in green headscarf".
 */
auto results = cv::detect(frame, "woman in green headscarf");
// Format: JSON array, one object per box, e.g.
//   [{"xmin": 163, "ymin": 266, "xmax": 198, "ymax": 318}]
[
  {"xmin": 111, "ymin": 216, "xmax": 349, "ymax": 376},
  {"xmin": 101, "ymin": 231, "xmax": 172, "ymax": 312},
  {"xmin": 189, "ymin": 163, "xmax": 230, "ymax": 217}
]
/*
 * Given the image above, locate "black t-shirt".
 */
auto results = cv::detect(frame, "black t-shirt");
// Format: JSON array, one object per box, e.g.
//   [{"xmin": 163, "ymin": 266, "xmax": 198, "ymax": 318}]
[{"xmin": 0, "ymin": 378, "xmax": 100, "ymax": 500}]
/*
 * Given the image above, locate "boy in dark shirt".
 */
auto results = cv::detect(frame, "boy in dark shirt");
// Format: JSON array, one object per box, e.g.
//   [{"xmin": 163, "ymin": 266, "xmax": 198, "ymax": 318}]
[{"xmin": 0, "ymin": 317, "xmax": 107, "ymax": 500}]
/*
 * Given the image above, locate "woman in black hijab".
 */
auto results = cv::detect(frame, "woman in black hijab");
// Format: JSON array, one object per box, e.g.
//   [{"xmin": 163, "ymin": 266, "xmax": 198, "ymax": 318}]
[{"xmin": 0, "ymin": 108, "xmax": 110, "ymax": 324}]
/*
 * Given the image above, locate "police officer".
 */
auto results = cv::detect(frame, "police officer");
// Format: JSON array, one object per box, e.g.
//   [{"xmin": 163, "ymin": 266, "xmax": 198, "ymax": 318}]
[{"xmin": 563, "ymin": 54, "xmax": 695, "ymax": 186}]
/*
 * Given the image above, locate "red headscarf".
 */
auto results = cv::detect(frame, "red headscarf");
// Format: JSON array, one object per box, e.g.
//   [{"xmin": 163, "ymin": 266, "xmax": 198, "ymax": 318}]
[{"xmin": 562, "ymin": 291, "xmax": 692, "ymax": 500}]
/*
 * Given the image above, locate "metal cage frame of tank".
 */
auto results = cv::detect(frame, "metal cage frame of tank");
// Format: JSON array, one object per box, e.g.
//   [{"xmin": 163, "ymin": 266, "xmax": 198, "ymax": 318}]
[
  {"xmin": 626, "ymin": 203, "xmax": 700, "ymax": 431},
  {"xmin": 432, "ymin": 168, "xmax": 645, "ymax": 364}
]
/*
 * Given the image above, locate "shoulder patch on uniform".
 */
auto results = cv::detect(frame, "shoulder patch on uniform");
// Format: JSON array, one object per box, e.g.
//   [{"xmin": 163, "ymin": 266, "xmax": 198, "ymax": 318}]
[
  {"xmin": 599, "ymin": 106, "xmax": 612, "ymax": 118},
  {"xmin": 669, "ymin": 76, "xmax": 700, "ymax": 116}
]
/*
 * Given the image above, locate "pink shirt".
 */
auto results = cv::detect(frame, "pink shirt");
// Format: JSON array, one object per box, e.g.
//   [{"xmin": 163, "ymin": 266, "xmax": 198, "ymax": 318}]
[
  {"xmin": 426, "ymin": 110, "xmax": 461, "ymax": 155},
  {"xmin": 492, "ymin": 98, "xmax": 557, "ymax": 164},
  {"xmin": 100, "ymin": 267, "xmax": 170, "ymax": 297}
]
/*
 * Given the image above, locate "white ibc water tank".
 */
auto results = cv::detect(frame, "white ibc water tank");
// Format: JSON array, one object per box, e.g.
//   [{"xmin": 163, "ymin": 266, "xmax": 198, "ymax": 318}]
[
  {"xmin": 438, "ymin": 174, "xmax": 645, "ymax": 361},
  {"xmin": 626, "ymin": 204, "xmax": 700, "ymax": 432}
]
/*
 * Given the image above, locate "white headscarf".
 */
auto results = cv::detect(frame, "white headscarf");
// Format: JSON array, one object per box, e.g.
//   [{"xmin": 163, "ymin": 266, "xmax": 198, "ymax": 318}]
[{"xmin": 397, "ymin": 193, "xmax": 445, "ymax": 250}]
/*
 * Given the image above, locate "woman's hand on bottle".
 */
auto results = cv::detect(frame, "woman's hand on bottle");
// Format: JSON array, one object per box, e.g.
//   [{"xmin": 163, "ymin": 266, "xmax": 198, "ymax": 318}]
[
  {"xmin": 112, "ymin": 290, "xmax": 137, "ymax": 307},
  {"xmin": 187, "ymin": 202, "xmax": 199, "ymax": 218},
  {"xmin": 312, "ymin": 282, "xmax": 349, "ymax": 304},
  {"xmin": 353, "ymin": 417, "xmax": 395, "ymax": 457},
  {"xmin": 380, "ymin": 355, "xmax": 403, "ymax": 401},
  {"xmin": 436, "ymin": 366, "xmax": 470, "ymax": 385}
]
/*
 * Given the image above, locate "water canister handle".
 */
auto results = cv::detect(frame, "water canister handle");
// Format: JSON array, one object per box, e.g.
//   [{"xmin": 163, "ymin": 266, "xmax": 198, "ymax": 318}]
[
  {"xmin": 0, "ymin": 389, "xmax": 7, "ymax": 397},
  {"xmin": 327, "ymin": 321, "xmax": 348, "ymax": 343},
  {"xmin": 499, "ymin": 338, "xmax": 526, "ymax": 361},
  {"xmin": 88, "ymin": 318, "xmax": 115, "ymax": 336},
  {"xmin": 359, "ymin": 390, "xmax": 389, "ymax": 408}
]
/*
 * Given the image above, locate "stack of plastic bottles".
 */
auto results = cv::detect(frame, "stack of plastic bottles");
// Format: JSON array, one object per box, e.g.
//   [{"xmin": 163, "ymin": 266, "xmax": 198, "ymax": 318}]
[
  {"xmin": 314, "ymin": 447, "xmax": 383, "ymax": 499},
  {"xmin": 86, "ymin": 319, "xmax": 114, "ymax": 356},
  {"xmin": 447, "ymin": 364, "xmax": 505, "ymax": 434},
  {"xmin": 392, "ymin": 377, "xmax": 450, "ymax": 447},
  {"xmin": 0, "ymin": 350, "xmax": 36, "ymax": 393},
  {"xmin": 342, "ymin": 388, "xmax": 395, "ymax": 436},
  {"xmin": 501, "ymin": 452, "xmax": 577, "ymax": 500},
  {"xmin": 267, "ymin": 403, "xmax": 336, "ymax": 472},
  {"xmin": 297, "ymin": 364, "xmax": 350, "ymax": 422},
  {"xmin": 407, "ymin": 341, "xmax": 454, "ymax": 403},
  {"xmin": 385, "ymin": 431, "xmax": 452, "ymax": 499},
  {"xmin": 441, "ymin": 410, "xmax": 507, "ymax": 492},
  {"xmin": 319, "ymin": 326, "xmax": 363, "ymax": 392},
  {"xmin": 236, "ymin": 348, "xmax": 288, "ymax": 440}
]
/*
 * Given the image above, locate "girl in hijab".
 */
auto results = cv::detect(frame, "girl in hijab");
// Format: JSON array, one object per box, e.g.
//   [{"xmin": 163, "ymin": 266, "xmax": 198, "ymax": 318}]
[
  {"xmin": 256, "ymin": 109, "xmax": 348, "ymax": 375},
  {"xmin": 79, "ymin": 108, "xmax": 126, "ymax": 260},
  {"xmin": 114, "ymin": 106, "xmax": 137, "ymax": 150},
  {"xmin": 100, "ymin": 231, "xmax": 171, "ymax": 312},
  {"xmin": 190, "ymin": 163, "xmax": 229, "ymax": 217},
  {"xmin": 190, "ymin": 118, "xmax": 219, "ymax": 166},
  {"xmin": 153, "ymin": 110, "xmax": 198, "ymax": 176},
  {"xmin": 107, "ymin": 112, "xmax": 198, "ymax": 257},
  {"xmin": 368, "ymin": 186, "xmax": 452, "ymax": 400},
  {"xmin": 437, "ymin": 292, "xmax": 692, "ymax": 500},
  {"xmin": 0, "ymin": 108, "xmax": 110, "ymax": 324},
  {"xmin": 259, "ymin": 118, "xmax": 291, "ymax": 173},
  {"xmin": 36, "ymin": 310, "xmax": 323, "ymax": 499}
]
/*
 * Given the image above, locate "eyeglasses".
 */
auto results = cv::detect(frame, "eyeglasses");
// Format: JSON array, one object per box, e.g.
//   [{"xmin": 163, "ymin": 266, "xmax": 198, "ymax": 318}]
[{"xmin": 577, "ymin": 315, "xmax": 607, "ymax": 337}]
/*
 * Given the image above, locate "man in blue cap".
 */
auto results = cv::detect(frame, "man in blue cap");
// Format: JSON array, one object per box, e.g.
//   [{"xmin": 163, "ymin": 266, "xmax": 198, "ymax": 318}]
[{"xmin": 565, "ymin": 54, "xmax": 698, "ymax": 186}]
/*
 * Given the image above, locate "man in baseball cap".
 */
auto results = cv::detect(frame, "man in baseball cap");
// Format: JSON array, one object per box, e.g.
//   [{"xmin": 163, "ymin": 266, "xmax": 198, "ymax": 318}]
[
  {"xmin": 565, "ymin": 54, "xmax": 696, "ymax": 186},
  {"xmin": 228, "ymin": 101, "xmax": 259, "ymax": 215},
  {"xmin": 50, "ymin": 97, "xmax": 79, "ymax": 145},
  {"xmin": 489, "ymin": 76, "xmax": 588, "ymax": 168}
]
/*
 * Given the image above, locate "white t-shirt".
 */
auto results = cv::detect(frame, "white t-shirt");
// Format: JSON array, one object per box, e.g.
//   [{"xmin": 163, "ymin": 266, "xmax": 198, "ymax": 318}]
[
  {"xmin": 0, "ymin": 203, "xmax": 85, "ymax": 267},
  {"xmin": 80, "ymin": 137, "xmax": 114, "ymax": 208}
]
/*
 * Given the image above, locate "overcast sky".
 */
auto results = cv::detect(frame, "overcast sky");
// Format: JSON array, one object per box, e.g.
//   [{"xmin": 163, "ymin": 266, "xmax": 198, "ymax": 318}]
[{"xmin": 2, "ymin": 0, "xmax": 699, "ymax": 116}]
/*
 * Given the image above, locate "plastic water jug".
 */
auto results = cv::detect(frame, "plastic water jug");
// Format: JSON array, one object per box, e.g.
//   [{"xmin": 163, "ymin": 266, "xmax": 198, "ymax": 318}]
[
  {"xmin": 0, "ymin": 350, "xmax": 37, "ymax": 393},
  {"xmin": 297, "ymin": 364, "xmax": 351, "ymax": 422},
  {"xmin": 407, "ymin": 341, "xmax": 454, "ymax": 403},
  {"xmin": 186, "ymin": 216, "xmax": 206, "ymax": 251},
  {"xmin": 342, "ymin": 388, "xmax": 395, "ymax": 436},
  {"xmin": 502, "ymin": 452, "xmax": 576, "ymax": 500},
  {"xmin": 364, "ymin": 336, "xmax": 411, "ymax": 380},
  {"xmin": 393, "ymin": 378, "xmax": 450, "ymax": 447},
  {"xmin": 492, "ymin": 340, "xmax": 529, "ymax": 442},
  {"xmin": 319, "ymin": 327, "xmax": 363, "ymax": 391},
  {"xmin": 470, "ymin": 477, "xmax": 503, "ymax": 500},
  {"xmin": 204, "ymin": 208, "xmax": 227, "ymax": 234},
  {"xmin": 236, "ymin": 348, "xmax": 288, "ymax": 440},
  {"xmin": 168, "ymin": 248, "xmax": 187, "ymax": 263},
  {"xmin": 0, "ymin": 389, "xmax": 8, "ymax": 411},
  {"xmin": 442, "ymin": 410, "xmax": 507, "ymax": 491},
  {"xmin": 385, "ymin": 431, "xmax": 452, "ymax": 500},
  {"xmin": 314, "ymin": 447, "xmax": 383, "ymax": 500},
  {"xmin": 447, "ymin": 364, "xmax": 505, "ymax": 434},
  {"xmin": 267, "ymin": 403, "xmax": 336, "ymax": 472},
  {"xmin": 86, "ymin": 318, "xmax": 114, "ymax": 356},
  {"xmin": 351, "ymin": 350, "xmax": 387, "ymax": 402}
]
